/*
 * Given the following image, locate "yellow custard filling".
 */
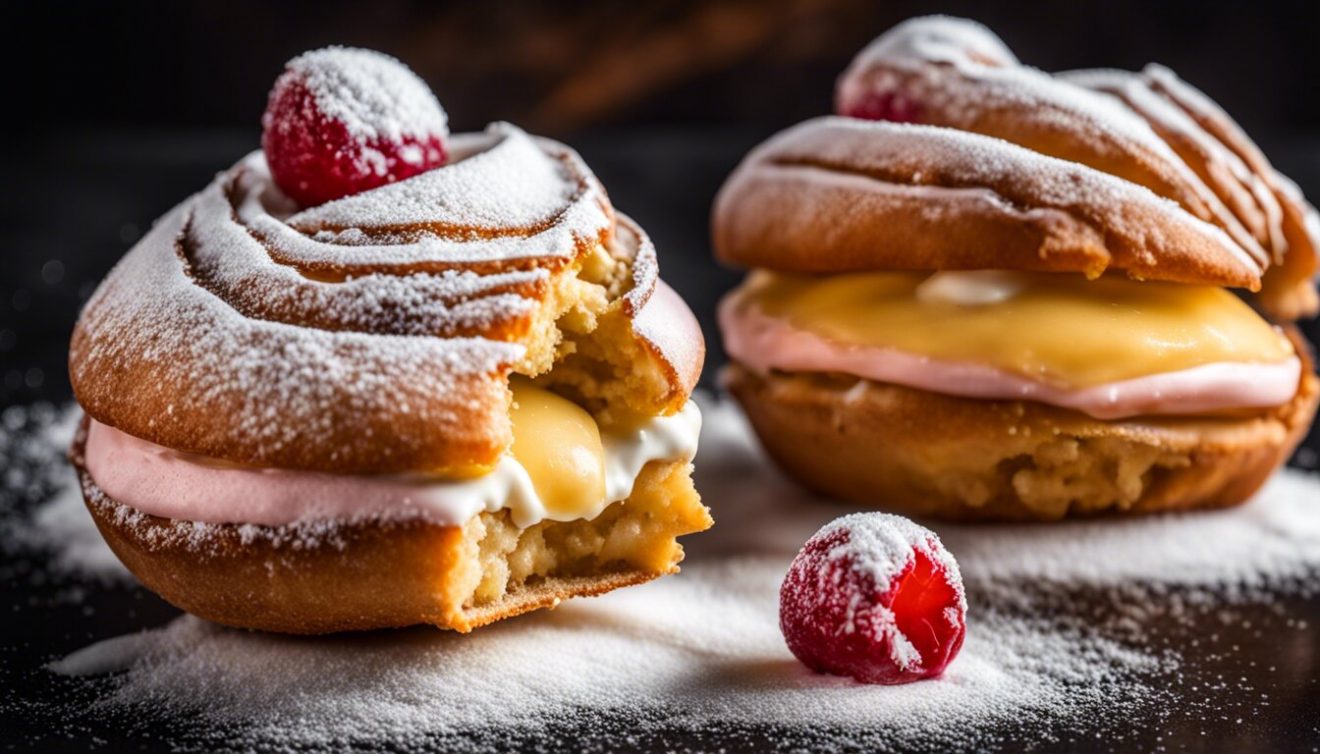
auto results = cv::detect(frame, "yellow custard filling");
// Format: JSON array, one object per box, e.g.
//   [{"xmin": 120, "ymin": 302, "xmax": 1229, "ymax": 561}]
[
  {"xmin": 740, "ymin": 270, "xmax": 1294, "ymax": 387},
  {"xmin": 508, "ymin": 378, "xmax": 607, "ymax": 518}
]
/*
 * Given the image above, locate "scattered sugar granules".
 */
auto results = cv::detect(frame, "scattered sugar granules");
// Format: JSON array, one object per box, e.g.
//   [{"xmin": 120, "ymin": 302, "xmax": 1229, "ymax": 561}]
[
  {"xmin": 0, "ymin": 404, "xmax": 129, "ymax": 583},
  {"xmin": 4, "ymin": 397, "xmax": 1320, "ymax": 752}
]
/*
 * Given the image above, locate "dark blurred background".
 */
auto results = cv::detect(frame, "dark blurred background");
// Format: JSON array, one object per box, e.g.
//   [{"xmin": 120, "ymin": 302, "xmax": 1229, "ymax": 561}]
[
  {"xmin": 4, "ymin": 0, "xmax": 1320, "ymax": 420},
  {"xmin": 12, "ymin": 0, "xmax": 1320, "ymax": 136}
]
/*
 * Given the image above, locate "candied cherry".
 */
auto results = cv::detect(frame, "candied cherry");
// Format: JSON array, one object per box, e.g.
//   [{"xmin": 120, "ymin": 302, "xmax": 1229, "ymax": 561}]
[
  {"xmin": 261, "ymin": 47, "xmax": 448, "ymax": 207},
  {"xmin": 841, "ymin": 90, "xmax": 923, "ymax": 123},
  {"xmin": 779, "ymin": 512, "xmax": 966, "ymax": 684}
]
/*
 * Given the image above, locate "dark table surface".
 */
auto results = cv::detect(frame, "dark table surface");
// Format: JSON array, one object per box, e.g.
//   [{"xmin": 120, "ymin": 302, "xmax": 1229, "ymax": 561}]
[{"xmin": 1, "ymin": 128, "xmax": 1319, "ymax": 752}]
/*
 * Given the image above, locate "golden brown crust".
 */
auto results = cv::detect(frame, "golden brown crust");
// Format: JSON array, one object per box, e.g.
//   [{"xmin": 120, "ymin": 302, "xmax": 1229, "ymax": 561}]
[
  {"xmin": 713, "ymin": 118, "xmax": 1262, "ymax": 289},
  {"xmin": 616, "ymin": 215, "xmax": 706, "ymax": 413},
  {"xmin": 836, "ymin": 51, "xmax": 1268, "ymax": 268},
  {"xmin": 1067, "ymin": 65, "xmax": 1320, "ymax": 319},
  {"xmin": 722, "ymin": 330, "xmax": 1318, "ymax": 521},
  {"xmin": 67, "ymin": 199, "xmax": 519, "ymax": 476},
  {"xmin": 822, "ymin": 16, "xmax": 1317, "ymax": 319},
  {"xmin": 632, "ymin": 280, "xmax": 706, "ymax": 411},
  {"xmin": 1139, "ymin": 64, "xmax": 1319, "ymax": 319},
  {"xmin": 72, "ymin": 423, "xmax": 712, "ymax": 634},
  {"xmin": 69, "ymin": 126, "xmax": 700, "ymax": 475}
]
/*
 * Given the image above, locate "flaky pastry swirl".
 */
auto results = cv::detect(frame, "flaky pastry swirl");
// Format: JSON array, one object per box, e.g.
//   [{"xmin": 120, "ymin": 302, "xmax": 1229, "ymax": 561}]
[
  {"xmin": 717, "ymin": 16, "xmax": 1318, "ymax": 319},
  {"xmin": 70, "ymin": 123, "xmax": 703, "ymax": 475}
]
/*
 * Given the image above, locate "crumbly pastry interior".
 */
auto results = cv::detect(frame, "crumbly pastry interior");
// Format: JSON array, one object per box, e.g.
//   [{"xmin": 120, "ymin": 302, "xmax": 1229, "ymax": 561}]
[
  {"xmin": 463, "ymin": 461, "xmax": 708, "ymax": 613},
  {"xmin": 724, "ymin": 357, "xmax": 1317, "ymax": 521},
  {"xmin": 78, "ymin": 437, "xmax": 709, "ymax": 633}
]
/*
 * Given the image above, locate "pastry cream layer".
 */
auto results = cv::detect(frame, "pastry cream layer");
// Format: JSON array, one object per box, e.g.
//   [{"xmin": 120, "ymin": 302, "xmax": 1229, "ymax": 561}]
[
  {"xmin": 507, "ymin": 378, "xmax": 606, "ymax": 519},
  {"xmin": 83, "ymin": 382, "xmax": 700, "ymax": 528},
  {"xmin": 733, "ymin": 270, "xmax": 1294, "ymax": 385},
  {"xmin": 720, "ymin": 270, "xmax": 1303, "ymax": 418}
]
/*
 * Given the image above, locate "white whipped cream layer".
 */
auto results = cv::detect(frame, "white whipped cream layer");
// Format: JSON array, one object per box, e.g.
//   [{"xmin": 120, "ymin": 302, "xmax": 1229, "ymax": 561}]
[
  {"xmin": 83, "ymin": 401, "xmax": 701, "ymax": 529},
  {"xmin": 720, "ymin": 297, "xmax": 1301, "ymax": 420}
]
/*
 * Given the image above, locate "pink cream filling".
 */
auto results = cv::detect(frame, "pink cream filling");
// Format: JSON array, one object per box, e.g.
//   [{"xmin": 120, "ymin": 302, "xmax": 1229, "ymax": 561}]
[
  {"xmin": 81, "ymin": 420, "xmax": 512, "ymax": 528},
  {"xmin": 719, "ymin": 297, "xmax": 1302, "ymax": 419}
]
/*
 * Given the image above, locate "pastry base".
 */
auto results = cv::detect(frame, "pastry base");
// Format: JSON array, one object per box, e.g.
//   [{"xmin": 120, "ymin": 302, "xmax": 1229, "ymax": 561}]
[
  {"xmin": 73, "ymin": 426, "xmax": 710, "ymax": 634},
  {"xmin": 723, "ymin": 334, "xmax": 1317, "ymax": 521}
]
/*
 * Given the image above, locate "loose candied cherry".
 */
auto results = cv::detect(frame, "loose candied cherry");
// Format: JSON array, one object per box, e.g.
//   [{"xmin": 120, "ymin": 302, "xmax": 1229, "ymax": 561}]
[
  {"xmin": 841, "ymin": 90, "xmax": 923, "ymax": 123},
  {"xmin": 261, "ymin": 47, "xmax": 449, "ymax": 207},
  {"xmin": 779, "ymin": 512, "xmax": 966, "ymax": 685}
]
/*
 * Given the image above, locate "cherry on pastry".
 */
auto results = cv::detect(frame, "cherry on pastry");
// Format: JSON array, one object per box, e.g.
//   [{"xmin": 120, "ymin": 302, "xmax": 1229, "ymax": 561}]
[
  {"xmin": 779, "ymin": 513, "xmax": 967, "ymax": 685},
  {"xmin": 261, "ymin": 47, "xmax": 449, "ymax": 207},
  {"xmin": 841, "ymin": 90, "xmax": 922, "ymax": 123}
]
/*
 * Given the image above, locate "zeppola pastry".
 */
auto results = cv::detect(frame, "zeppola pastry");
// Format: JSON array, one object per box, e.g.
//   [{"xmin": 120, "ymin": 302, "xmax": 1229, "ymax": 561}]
[
  {"xmin": 715, "ymin": 16, "xmax": 1319, "ymax": 521},
  {"xmin": 69, "ymin": 47, "xmax": 711, "ymax": 633}
]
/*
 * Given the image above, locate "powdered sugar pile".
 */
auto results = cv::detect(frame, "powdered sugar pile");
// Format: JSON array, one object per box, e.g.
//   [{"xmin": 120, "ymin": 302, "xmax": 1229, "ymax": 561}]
[
  {"xmin": 41, "ymin": 562, "xmax": 1166, "ymax": 753},
  {"xmin": 0, "ymin": 404, "xmax": 127, "ymax": 583},
  {"xmin": 942, "ymin": 472, "xmax": 1320, "ymax": 596},
  {"xmin": 5, "ymin": 398, "xmax": 1320, "ymax": 751}
]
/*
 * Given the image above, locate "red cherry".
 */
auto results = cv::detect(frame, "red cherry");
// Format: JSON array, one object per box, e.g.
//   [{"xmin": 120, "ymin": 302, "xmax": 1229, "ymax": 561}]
[
  {"xmin": 841, "ymin": 90, "xmax": 923, "ymax": 123},
  {"xmin": 261, "ymin": 47, "xmax": 449, "ymax": 207},
  {"xmin": 779, "ymin": 513, "xmax": 966, "ymax": 685}
]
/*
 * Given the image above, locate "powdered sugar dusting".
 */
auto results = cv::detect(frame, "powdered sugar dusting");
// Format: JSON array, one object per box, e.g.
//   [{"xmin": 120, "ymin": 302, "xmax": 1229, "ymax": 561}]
[
  {"xmin": 743, "ymin": 116, "xmax": 1259, "ymax": 278},
  {"xmin": 69, "ymin": 118, "xmax": 676, "ymax": 470},
  {"xmin": 836, "ymin": 16, "xmax": 1274, "ymax": 270},
  {"xmin": 1062, "ymin": 67, "xmax": 1287, "ymax": 258},
  {"xmin": 815, "ymin": 512, "xmax": 966, "ymax": 614},
  {"xmin": 875, "ymin": 605, "xmax": 922, "ymax": 670},
  {"xmin": 1140, "ymin": 63, "xmax": 1320, "ymax": 291},
  {"xmin": 840, "ymin": 16, "xmax": 1182, "ymax": 163},
  {"xmin": 283, "ymin": 47, "xmax": 448, "ymax": 145},
  {"xmin": 73, "ymin": 204, "xmax": 522, "ymax": 466},
  {"xmin": 6, "ymin": 399, "xmax": 1320, "ymax": 750},
  {"xmin": 845, "ymin": 15, "xmax": 1018, "ymax": 73},
  {"xmin": 188, "ymin": 174, "xmax": 546, "ymax": 335},
  {"xmin": 286, "ymin": 125, "xmax": 610, "ymax": 246},
  {"xmin": 0, "ymin": 404, "xmax": 130, "ymax": 584},
  {"xmin": 617, "ymin": 214, "xmax": 659, "ymax": 316}
]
